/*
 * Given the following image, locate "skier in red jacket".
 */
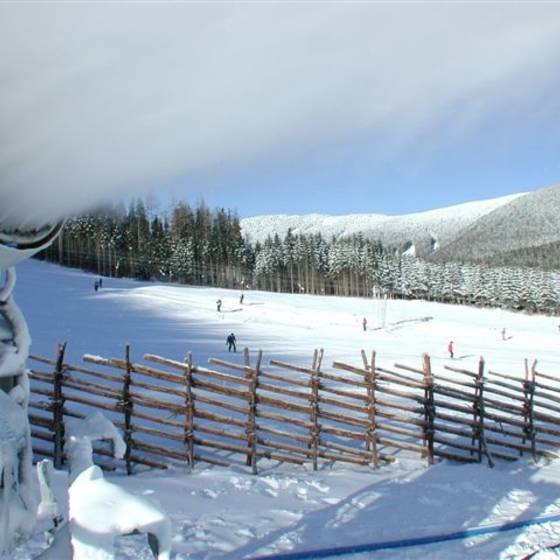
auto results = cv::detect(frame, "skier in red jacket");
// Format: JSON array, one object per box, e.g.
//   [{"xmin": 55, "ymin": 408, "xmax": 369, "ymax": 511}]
[{"xmin": 448, "ymin": 340, "xmax": 454, "ymax": 359}]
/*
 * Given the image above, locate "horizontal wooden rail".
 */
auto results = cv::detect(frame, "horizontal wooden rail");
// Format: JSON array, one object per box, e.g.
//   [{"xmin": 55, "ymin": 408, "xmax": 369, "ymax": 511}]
[{"xmin": 28, "ymin": 347, "xmax": 560, "ymax": 475}]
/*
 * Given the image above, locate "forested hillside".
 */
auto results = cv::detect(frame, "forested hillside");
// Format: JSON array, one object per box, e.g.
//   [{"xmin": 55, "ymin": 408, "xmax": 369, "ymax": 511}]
[
  {"xmin": 241, "ymin": 192, "xmax": 523, "ymax": 254},
  {"xmin": 242, "ymin": 185, "xmax": 560, "ymax": 270},
  {"xmin": 431, "ymin": 185, "xmax": 560, "ymax": 267}
]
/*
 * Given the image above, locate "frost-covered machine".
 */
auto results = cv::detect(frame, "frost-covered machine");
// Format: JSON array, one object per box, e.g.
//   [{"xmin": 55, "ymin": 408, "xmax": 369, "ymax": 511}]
[{"xmin": 0, "ymin": 223, "xmax": 63, "ymax": 552}]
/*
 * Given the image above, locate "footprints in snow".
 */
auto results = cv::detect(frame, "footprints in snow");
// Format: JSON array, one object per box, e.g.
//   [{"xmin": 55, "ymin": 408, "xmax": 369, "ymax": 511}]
[{"xmin": 328, "ymin": 492, "xmax": 380, "ymax": 527}]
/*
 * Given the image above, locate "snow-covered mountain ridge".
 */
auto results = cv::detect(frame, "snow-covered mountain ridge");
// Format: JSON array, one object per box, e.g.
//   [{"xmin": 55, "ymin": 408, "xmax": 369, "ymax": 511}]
[
  {"xmin": 432, "ymin": 185, "xmax": 560, "ymax": 266},
  {"xmin": 241, "ymin": 192, "xmax": 525, "ymax": 254}
]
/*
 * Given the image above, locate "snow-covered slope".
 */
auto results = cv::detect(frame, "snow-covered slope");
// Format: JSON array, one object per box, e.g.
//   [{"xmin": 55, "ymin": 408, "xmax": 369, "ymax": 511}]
[
  {"xmin": 241, "ymin": 193, "xmax": 525, "ymax": 253},
  {"xmin": 15, "ymin": 258, "xmax": 560, "ymax": 373},
  {"xmin": 433, "ymin": 184, "xmax": 560, "ymax": 265},
  {"xmin": 13, "ymin": 259, "xmax": 560, "ymax": 559}
]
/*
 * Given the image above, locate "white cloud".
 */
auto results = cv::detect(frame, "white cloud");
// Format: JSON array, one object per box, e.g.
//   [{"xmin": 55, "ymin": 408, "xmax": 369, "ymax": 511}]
[{"xmin": 1, "ymin": 2, "xmax": 559, "ymax": 227}]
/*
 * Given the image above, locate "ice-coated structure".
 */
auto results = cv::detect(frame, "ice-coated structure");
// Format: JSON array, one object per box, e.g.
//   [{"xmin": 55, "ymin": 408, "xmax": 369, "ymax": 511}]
[{"xmin": 0, "ymin": 223, "xmax": 62, "ymax": 554}]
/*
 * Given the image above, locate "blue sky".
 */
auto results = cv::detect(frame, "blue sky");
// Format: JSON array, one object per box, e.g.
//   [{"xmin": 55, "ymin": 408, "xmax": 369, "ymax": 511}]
[
  {"xmin": 2, "ymin": 2, "xmax": 560, "ymax": 226},
  {"xmin": 161, "ymin": 117, "xmax": 560, "ymax": 218},
  {"xmin": 161, "ymin": 81, "xmax": 560, "ymax": 217}
]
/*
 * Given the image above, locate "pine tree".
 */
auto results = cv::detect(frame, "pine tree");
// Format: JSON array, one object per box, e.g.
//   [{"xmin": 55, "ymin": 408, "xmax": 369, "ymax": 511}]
[{"xmin": 170, "ymin": 238, "xmax": 194, "ymax": 283}]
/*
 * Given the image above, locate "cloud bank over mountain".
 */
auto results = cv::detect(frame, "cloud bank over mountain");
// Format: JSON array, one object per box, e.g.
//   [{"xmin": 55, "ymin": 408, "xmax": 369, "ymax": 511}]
[{"xmin": 1, "ymin": 3, "xmax": 560, "ymax": 228}]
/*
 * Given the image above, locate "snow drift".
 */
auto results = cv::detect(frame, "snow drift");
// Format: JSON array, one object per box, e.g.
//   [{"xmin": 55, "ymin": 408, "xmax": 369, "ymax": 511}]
[{"xmin": 37, "ymin": 412, "xmax": 171, "ymax": 560}]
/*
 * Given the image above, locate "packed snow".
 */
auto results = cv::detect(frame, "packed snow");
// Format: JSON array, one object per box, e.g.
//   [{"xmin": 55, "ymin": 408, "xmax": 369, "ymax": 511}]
[
  {"xmin": 65, "ymin": 412, "xmax": 127, "ymax": 484},
  {"xmin": 63, "ymin": 413, "xmax": 171, "ymax": 560},
  {"xmin": 11, "ymin": 258, "xmax": 560, "ymax": 559},
  {"xmin": 32, "ymin": 412, "xmax": 172, "ymax": 560}
]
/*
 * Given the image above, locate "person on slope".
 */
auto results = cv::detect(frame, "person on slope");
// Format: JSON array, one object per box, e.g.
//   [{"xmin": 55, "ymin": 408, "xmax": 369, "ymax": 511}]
[
  {"xmin": 227, "ymin": 333, "xmax": 237, "ymax": 353},
  {"xmin": 240, "ymin": 293, "xmax": 244, "ymax": 305},
  {"xmin": 362, "ymin": 317, "xmax": 367, "ymax": 331},
  {"xmin": 216, "ymin": 299, "xmax": 222, "ymax": 312},
  {"xmin": 501, "ymin": 327, "xmax": 506, "ymax": 341},
  {"xmin": 448, "ymin": 340, "xmax": 454, "ymax": 359}
]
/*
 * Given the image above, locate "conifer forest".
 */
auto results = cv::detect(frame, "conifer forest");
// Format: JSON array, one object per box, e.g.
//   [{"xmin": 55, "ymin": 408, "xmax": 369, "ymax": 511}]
[{"xmin": 39, "ymin": 199, "xmax": 560, "ymax": 315}]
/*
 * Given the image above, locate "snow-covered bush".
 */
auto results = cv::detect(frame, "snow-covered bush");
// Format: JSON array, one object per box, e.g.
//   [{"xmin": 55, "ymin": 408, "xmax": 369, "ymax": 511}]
[{"xmin": 64, "ymin": 413, "xmax": 172, "ymax": 560}]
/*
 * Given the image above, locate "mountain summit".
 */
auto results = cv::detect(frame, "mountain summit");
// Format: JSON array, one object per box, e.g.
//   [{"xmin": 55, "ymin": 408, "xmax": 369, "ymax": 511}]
[{"xmin": 241, "ymin": 185, "xmax": 560, "ymax": 267}]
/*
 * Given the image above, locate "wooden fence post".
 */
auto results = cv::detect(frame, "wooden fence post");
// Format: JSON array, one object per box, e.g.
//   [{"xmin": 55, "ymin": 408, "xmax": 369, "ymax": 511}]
[
  {"xmin": 471, "ymin": 358, "xmax": 481, "ymax": 461},
  {"xmin": 52, "ymin": 342, "xmax": 67, "ymax": 470},
  {"xmin": 243, "ymin": 348, "xmax": 251, "ymax": 466},
  {"xmin": 184, "ymin": 351, "xmax": 195, "ymax": 472},
  {"xmin": 251, "ymin": 351, "xmax": 261, "ymax": 474},
  {"xmin": 244, "ymin": 348, "xmax": 259, "ymax": 474},
  {"xmin": 521, "ymin": 359, "xmax": 529, "ymax": 456},
  {"xmin": 422, "ymin": 353, "xmax": 434, "ymax": 466},
  {"xmin": 362, "ymin": 349, "xmax": 379, "ymax": 469},
  {"xmin": 122, "ymin": 344, "xmax": 133, "ymax": 475},
  {"xmin": 522, "ymin": 359, "xmax": 537, "ymax": 462},
  {"xmin": 471, "ymin": 357, "xmax": 493, "ymax": 467},
  {"xmin": 309, "ymin": 349, "xmax": 323, "ymax": 471},
  {"xmin": 530, "ymin": 360, "xmax": 537, "ymax": 461}
]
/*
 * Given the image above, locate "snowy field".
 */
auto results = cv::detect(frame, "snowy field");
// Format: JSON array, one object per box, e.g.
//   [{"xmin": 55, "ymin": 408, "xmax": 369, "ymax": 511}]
[{"xmin": 12, "ymin": 259, "xmax": 560, "ymax": 559}]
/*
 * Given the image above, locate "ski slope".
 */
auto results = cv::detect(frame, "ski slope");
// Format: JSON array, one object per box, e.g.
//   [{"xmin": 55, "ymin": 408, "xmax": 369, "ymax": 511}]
[
  {"xmin": 15, "ymin": 258, "xmax": 559, "ymax": 374},
  {"xmin": 12, "ymin": 259, "xmax": 560, "ymax": 559}
]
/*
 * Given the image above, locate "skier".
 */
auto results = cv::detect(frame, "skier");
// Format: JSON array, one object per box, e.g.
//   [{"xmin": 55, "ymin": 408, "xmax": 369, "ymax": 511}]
[
  {"xmin": 501, "ymin": 327, "xmax": 506, "ymax": 341},
  {"xmin": 98, "ymin": 277, "xmax": 103, "ymax": 289},
  {"xmin": 240, "ymin": 293, "xmax": 244, "ymax": 305},
  {"xmin": 362, "ymin": 317, "xmax": 367, "ymax": 331},
  {"xmin": 448, "ymin": 340, "xmax": 454, "ymax": 359},
  {"xmin": 226, "ymin": 333, "xmax": 237, "ymax": 352},
  {"xmin": 94, "ymin": 280, "xmax": 99, "ymax": 292},
  {"xmin": 216, "ymin": 299, "xmax": 222, "ymax": 312}
]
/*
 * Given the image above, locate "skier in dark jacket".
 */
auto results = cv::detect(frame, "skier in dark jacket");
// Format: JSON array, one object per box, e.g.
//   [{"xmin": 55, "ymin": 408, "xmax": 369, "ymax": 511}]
[
  {"xmin": 226, "ymin": 333, "xmax": 237, "ymax": 353},
  {"xmin": 216, "ymin": 299, "xmax": 222, "ymax": 312}
]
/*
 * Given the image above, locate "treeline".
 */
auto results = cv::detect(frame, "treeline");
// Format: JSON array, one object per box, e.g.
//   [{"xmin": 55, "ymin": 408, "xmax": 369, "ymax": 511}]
[
  {"xmin": 38, "ymin": 200, "xmax": 560, "ymax": 315},
  {"xmin": 253, "ymin": 231, "xmax": 383, "ymax": 296},
  {"xmin": 381, "ymin": 256, "xmax": 560, "ymax": 314},
  {"xmin": 39, "ymin": 200, "xmax": 386, "ymax": 297},
  {"xmin": 255, "ymin": 236, "xmax": 560, "ymax": 314},
  {"xmin": 40, "ymin": 200, "xmax": 253, "ymax": 287}
]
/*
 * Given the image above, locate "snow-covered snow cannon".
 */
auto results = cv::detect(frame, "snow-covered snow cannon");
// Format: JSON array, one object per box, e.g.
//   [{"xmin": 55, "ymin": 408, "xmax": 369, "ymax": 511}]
[{"xmin": 0, "ymin": 222, "xmax": 63, "ymax": 553}]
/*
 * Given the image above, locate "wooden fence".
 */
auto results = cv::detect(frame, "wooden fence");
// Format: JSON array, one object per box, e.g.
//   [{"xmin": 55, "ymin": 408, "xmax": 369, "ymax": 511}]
[{"xmin": 27, "ymin": 345, "xmax": 560, "ymax": 474}]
